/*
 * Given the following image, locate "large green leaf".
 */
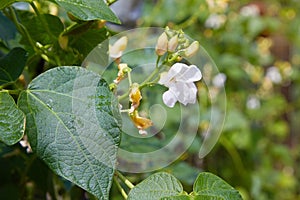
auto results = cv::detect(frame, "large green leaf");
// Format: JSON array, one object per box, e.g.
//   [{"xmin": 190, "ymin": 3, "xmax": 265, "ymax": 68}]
[
  {"xmin": 18, "ymin": 66, "xmax": 121, "ymax": 199},
  {"xmin": 0, "ymin": 47, "xmax": 27, "ymax": 86},
  {"xmin": 0, "ymin": 0, "xmax": 30, "ymax": 9},
  {"xmin": 193, "ymin": 172, "xmax": 242, "ymax": 200},
  {"xmin": 0, "ymin": 91, "xmax": 25, "ymax": 145},
  {"xmin": 53, "ymin": 0, "xmax": 120, "ymax": 23},
  {"xmin": 128, "ymin": 172, "xmax": 183, "ymax": 200}
]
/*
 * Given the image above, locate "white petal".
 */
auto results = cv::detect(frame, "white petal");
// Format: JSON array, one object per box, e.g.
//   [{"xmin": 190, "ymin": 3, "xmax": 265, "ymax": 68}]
[
  {"xmin": 173, "ymin": 82, "xmax": 197, "ymax": 105},
  {"xmin": 158, "ymin": 72, "xmax": 171, "ymax": 86},
  {"xmin": 162, "ymin": 90, "xmax": 178, "ymax": 107},
  {"xmin": 159, "ymin": 63, "xmax": 187, "ymax": 86},
  {"xmin": 169, "ymin": 82, "xmax": 185, "ymax": 104},
  {"xmin": 186, "ymin": 82, "xmax": 198, "ymax": 102},
  {"xmin": 109, "ymin": 45, "xmax": 123, "ymax": 58},
  {"xmin": 177, "ymin": 65, "xmax": 202, "ymax": 82},
  {"xmin": 109, "ymin": 36, "xmax": 128, "ymax": 58},
  {"xmin": 169, "ymin": 63, "xmax": 187, "ymax": 75}
]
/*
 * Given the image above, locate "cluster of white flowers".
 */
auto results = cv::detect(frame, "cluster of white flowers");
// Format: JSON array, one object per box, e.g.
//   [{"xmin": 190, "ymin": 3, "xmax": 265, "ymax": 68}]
[{"xmin": 109, "ymin": 30, "xmax": 206, "ymax": 134}]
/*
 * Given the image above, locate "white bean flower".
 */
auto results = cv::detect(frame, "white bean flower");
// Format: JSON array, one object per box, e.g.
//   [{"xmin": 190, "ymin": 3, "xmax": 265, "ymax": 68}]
[{"xmin": 159, "ymin": 63, "xmax": 202, "ymax": 107}]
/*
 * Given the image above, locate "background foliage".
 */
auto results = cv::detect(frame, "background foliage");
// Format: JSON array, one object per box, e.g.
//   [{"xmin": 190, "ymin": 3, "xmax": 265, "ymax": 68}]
[
  {"xmin": 140, "ymin": 0, "xmax": 299, "ymax": 199},
  {"xmin": 0, "ymin": 0, "xmax": 299, "ymax": 199}
]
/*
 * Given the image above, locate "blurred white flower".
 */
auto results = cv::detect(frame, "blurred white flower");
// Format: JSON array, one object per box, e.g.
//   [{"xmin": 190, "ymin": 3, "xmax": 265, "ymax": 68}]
[
  {"xmin": 246, "ymin": 96, "xmax": 260, "ymax": 110},
  {"xmin": 159, "ymin": 63, "xmax": 202, "ymax": 107},
  {"xmin": 240, "ymin": 4, "xmax": 260, "ymax": 17},
  {"xmin": 109, "ymin": 36, "xmax": 128, "ymax": 59},
  {"xmin": 266, "ymin": 66, "xmax": 282, "ymax": 84},
  {"xmin": 206, "ymin": 0, "xmax": 229, "ymax": 12},
  {"xmin": 212, "ymin": 73, "xmax": 227, "ymax": 88},
  {"xmin": 205, "ymin": 14, "xmax": 226, "ymax": 29}
]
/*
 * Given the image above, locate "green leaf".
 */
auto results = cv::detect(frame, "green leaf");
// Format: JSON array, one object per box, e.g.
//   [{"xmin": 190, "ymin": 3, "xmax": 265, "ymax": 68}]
[
  {"xmin": 0, "ymin": 47, "xmax": 27, "ymax": 86},
  {"xmin": 0, "ymin": 12, "xmax": 17, "ymax": 41},
  {"xmin": 193, "ymin": 195, "xmax": 223, "ymax": 200},
  {"xmin": 53, "ymin": 0, "xmax": 120, "ymax": 23},
  {"xmin": 70, "ymin": 28, "xmax": 108, "ymax": 58},
  {"xmin": 18, "ymin": 66, "xmax": 121, "ymax": 199},
  {"xmin": 161, "ymin": 194, "xmax": 191, "ymax": 200},
  {"xmin": 0, "ymin": 0, "xmax": 30, "ymax": 9},
  {"xmin": 193, "ymin": 172, "xmax": 242, "ymax": 200},
  {"xmin": 21, "ymin": 14, "xmax": 64, "ymax": 45},
  {"xmin": 0, "ymin": 91, "xmax": 25, "ymax": 145},
  {"xmin": 128, "ymin": 172, "xmax": 183, "ymax": 200}
]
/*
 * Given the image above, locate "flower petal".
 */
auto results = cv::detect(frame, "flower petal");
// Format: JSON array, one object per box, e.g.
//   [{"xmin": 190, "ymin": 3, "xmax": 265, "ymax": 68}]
[
  {"xmin": 162, "ymin": 90, "xmax": 178, "ymax": 107},
  {"xmin": 177, "ymin": 65, "xmax": 202, "ymax": 82},
  {"xmin": 109, "ymin": 36, "xmax": 128, "ymax": 58}
]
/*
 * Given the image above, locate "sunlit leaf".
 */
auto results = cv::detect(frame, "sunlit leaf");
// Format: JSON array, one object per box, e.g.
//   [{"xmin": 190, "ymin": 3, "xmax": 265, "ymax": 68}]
[
  {"xmin": 18, "ymin": 66, "xmax": 121, "ymax": 199},
  {"xmin": 53, "ymin": 0, "xmax": 120, "ymax": 23},
  {"xmin": 161, "ymin": 194, "xmax": 191, "ymax": 200},
  {"xmin": 193, "ymin": 172, "xmax": 242, "ymax": 200},
  {"xmin": 128, "ymin": 172, "xmax": 183, "ymax": 200}
]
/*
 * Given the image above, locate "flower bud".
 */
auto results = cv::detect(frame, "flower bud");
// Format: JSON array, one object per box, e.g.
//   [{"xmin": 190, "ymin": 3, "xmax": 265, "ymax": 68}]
[
  {"xmin": 155, "ymin": 32, "xmax": 168, "ymax": 56},
  {"xmin": 184, "ymin": 41, "xmax": 199, "ymax": 57},
  {"xmin": 109, "ymin": 36, "xmax": 128, "ymax": 59},
  {"xmin": 168, "ymin": 35, "xmax": 178, "ymax": 52}
]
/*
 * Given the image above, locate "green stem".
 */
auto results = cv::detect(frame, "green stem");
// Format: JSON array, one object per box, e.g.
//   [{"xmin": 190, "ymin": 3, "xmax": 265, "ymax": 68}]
[
  {"xmin": 127, "ymin": 70, "xmax": 132, "ymax": 86},
  {"xmin": 0, "ymin": 89, "xmax": 22, "ymax": 95},
  {"xmin": 140, "ymin": 66, "xmax": 161, "ymax": 87},
  {"xmin": 115, "ymin": 171, "xmax": 135, "ymax": 189},
  {"xmin": 219, "ymin": 137, "xmax": 248, "ymax": 178},
  {"xmin": 114, "ymin": 176, "xmax": 128, "ymax": 199},
  {"xmin": 118, "ymin": 91, "xmax": 128, "ymax": 101},
  {"xmin": 156, "ymin": 56, "xmax": 161, "ymax": 68},
  {"xmin": 30, "ymin": 1, "xmax": 62, "ymax": 66}
]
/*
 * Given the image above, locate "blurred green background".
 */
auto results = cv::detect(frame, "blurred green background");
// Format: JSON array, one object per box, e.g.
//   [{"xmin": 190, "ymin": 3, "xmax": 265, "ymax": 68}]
[{"xmin": 135, "ymin": 0, "xmax": 300, "ymax": 199}]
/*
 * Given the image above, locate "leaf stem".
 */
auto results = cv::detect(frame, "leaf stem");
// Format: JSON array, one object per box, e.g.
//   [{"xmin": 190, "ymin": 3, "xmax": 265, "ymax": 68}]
[
  {"xmin": 113, "ymin": 176, "xmax": 128, "ymax": 199},
  {"xmin": 0, "ymin": 89, "xmax": 22, "ymax": 95},
  {"xmin": 8, "ymin": 6, "xmax": 36, "ymax": 49},
  {"xmin": 115, "ymin": 170, "xmax": 135, "ymax": 189},
  {"xmin": 139, "ymin": 66, "xmax": 161, "ymax": 88},
  {"xmin": 127, "ymin": 70, "xmax": 132, "ymax": 86}
]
